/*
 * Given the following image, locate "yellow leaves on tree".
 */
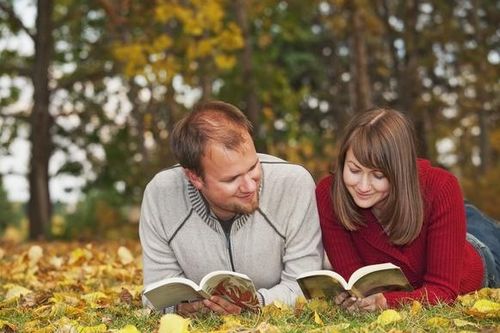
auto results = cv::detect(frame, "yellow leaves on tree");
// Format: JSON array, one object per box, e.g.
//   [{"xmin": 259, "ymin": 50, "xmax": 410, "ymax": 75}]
[{"xmin": 113, "ymin": 1, "xmax": 243, "ymax": 82}]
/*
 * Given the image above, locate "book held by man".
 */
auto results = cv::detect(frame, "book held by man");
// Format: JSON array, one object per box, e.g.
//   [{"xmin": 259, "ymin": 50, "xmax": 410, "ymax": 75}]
[
  {"xmin": 143, "ymin": 270, "xmax": 260, "ymax": 311},
  {"xmin": 296, "ymin": 262, "xmax": 413, "ymax": 299}
]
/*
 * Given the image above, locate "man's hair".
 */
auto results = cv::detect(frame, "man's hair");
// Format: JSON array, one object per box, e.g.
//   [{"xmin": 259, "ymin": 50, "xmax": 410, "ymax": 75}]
[
  {"xmin": 332, "ymin": 107, "xmax": 424, "ymax": 245},
  {"xmin": 170, "ymin": 100, "xmax": 253, "ymax": 176}
]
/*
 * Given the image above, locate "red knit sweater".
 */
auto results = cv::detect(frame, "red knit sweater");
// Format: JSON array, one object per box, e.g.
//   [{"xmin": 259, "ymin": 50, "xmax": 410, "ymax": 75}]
[{"xmin": 316, "ymin": 159, "xmax": 483, "ymax": 307}]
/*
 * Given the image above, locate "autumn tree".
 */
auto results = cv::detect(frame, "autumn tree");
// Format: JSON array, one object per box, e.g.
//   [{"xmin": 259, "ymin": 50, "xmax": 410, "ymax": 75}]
[{"xmin": 0, "ymin": 0, "xmax": 119, "ymax": 239}]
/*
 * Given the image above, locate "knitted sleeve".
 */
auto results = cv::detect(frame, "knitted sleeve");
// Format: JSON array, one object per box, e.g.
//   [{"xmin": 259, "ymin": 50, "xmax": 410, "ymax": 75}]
[
  {"xmin": 139, "ymin": 177, "xmax": 185, "ymax": 310},
  {"xmin": 257, "ymin": 165, "xmax": 324, "ymax": 306},
  {"xmin": 384, "ymin": 172, "xmax": 467, "ymax": 307},
  {"xmin": 316, "ymin": 176, "xmax": 365, "ymax": 280}
]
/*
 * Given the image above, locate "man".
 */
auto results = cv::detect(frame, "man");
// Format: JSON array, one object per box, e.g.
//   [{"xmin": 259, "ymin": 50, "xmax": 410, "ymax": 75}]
[{"xmin": 139, "ymin": 101, "xmax": 323, "ymax": 316}]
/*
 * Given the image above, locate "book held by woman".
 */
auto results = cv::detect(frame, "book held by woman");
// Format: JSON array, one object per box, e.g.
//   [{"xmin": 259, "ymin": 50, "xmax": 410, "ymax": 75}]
[{"xmin": 297, "ymin": 262, "xmax": 413, "ymax": 299}]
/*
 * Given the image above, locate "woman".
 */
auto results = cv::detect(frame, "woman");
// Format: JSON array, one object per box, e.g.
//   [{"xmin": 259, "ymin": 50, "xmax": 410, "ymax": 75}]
[{"xmin": 316, "ymin": 107, "xmax": 499, "ymax": 312}]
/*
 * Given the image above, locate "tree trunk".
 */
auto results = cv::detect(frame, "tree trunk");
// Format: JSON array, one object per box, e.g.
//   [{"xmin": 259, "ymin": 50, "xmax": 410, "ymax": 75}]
[
  {"xmin": 235, "ymin": 0, "xmax": 260, "ymax": 140},
  {"xmin": 471, "ymin": 0, "xmax": 491, "ymax": 174},
  {"xmin": 349, "ymin": 4, "xmax": 372, "ymax": 113},
  {"xmin": 400, "ymin": 0, "xmax": 428, "ymax": 157},
  {"xmin": 28, "ymin": 0, "xmax": 54, "ymax": 240}
]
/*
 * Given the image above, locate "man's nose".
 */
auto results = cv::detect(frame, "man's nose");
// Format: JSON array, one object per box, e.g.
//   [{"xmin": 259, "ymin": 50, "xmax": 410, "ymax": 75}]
[{"xmin": 240, "ymin": 174, "xmax": 257, "ymax": 192}]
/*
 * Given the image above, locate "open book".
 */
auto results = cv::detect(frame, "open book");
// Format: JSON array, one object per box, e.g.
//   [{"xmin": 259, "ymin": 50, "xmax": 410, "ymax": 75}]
[
  {"xmin": 297, "ymin": 263, "xmax": 413, "ymax": 299},
  {"xmin": 143, "ymin": 270, "xmax": 260, "ymax": 311}
]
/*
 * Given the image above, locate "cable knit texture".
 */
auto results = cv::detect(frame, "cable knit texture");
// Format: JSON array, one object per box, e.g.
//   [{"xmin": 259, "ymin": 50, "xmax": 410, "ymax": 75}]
[{"xmin": 316, "ymin": 159, "xmax": 483, "ymax": 307}]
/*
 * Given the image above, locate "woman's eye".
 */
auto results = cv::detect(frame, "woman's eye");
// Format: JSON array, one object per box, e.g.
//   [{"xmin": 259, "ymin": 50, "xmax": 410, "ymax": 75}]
[
  {"xmin": 349, "ymin": 168, "xmax": 360, "ymax": 174},
  {"xmin": 374, "ymin": 173, "xmax": 385, "ymax": 180}
]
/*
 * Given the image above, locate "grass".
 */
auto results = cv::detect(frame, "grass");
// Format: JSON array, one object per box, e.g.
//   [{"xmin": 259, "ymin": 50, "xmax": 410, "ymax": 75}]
[{"xmin": 0, "ymin": 240, "xmax": 498, "ymax": 332}]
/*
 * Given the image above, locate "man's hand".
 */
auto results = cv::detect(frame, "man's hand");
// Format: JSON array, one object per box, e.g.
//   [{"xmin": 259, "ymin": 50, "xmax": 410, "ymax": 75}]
[
  {"xmin": 335, "ymin": 292, "xmax": 387, "ymax": 312},
  {"xmin": 203, "ymin": 296, "xmax": 243, "ymax": 315},
  {"xmin": 176, "ymin": 296, "xmax": 243, "ymax": 317},
  {"xmin": 176, "ymin": 300, "xmax": 209, "ymax": 317}
]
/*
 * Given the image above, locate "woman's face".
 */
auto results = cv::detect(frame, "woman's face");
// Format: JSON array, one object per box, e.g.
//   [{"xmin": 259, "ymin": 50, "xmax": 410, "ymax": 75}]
[{"xmin": 343, "ymin": 148, "xmax": 390, "ymax": 212}]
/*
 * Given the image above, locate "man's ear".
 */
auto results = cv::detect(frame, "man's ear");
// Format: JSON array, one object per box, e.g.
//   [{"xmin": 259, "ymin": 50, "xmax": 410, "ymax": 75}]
[{"xmin": 184, "ymin": 169, "xmax": 204, "ymax": 189}]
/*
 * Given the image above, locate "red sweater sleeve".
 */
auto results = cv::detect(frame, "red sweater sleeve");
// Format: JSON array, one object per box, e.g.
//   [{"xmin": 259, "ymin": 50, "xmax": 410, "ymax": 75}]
[
  {"xmin": 316, "ymin": 176, "xmax": 364, "ymax": 279},
  {"xmin": 384, "ymin": 172, "xmax": 468, "ymax": 307}
]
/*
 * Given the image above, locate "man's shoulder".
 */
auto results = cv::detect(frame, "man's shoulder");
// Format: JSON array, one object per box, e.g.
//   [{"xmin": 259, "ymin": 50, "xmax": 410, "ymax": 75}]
[
  {"xmin": 258, "ymin": 153, "xmax": 310, "ymax": 175},
  {"xmin": 258, "ymin": 154, "xmax": 315, "ymax": 194},
  {"xmin": 144, "ymin": 164, "xmax": 188, "ymax": 198}
]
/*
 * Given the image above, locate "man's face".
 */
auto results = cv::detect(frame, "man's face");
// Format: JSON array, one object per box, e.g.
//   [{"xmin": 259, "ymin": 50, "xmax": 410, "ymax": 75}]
[{"xmin": 186, "ymin": 133, "xmax": 262, "ymax": 221}]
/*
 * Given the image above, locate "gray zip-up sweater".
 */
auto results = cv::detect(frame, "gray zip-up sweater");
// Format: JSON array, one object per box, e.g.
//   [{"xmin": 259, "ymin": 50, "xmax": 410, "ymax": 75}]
[{"xmin": 139, "ymin": 154, "xmax": 323, "ymax": 308}]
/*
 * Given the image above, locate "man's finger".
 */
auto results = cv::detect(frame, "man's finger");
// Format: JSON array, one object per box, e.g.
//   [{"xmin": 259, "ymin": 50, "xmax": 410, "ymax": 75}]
[{"xmin": 206, "ymin": 296, "xmax": 242, "ymax": 314}]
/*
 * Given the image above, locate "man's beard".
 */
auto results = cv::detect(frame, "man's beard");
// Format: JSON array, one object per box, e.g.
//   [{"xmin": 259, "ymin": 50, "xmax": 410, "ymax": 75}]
[{"xmin": 232, "ymin": 191, "xmax": 259, "ymax": 215}]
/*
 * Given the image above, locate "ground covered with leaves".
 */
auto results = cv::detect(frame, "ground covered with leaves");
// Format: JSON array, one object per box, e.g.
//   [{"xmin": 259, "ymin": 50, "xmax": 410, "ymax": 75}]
[{"xmin": 0, "ymin": 241, "xmax": 498, "ymax": 332}]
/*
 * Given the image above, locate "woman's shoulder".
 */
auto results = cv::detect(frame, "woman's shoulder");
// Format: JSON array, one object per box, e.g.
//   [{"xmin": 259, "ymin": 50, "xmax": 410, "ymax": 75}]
[
  {"xmin": 417, "ymin": 159, "xmax": 461, "ymax": 198},
  {"xmin": 418, "ymin": 159, "xmax": 458, "ymax": 182},
  {"xmin": 316, "ymin": 174, "xmax": 334, "ymax": 192}
]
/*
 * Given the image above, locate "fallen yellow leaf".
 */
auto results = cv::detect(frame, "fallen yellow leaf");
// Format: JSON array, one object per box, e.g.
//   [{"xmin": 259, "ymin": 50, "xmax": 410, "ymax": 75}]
[
  {"xmin": 426, "ymin": 316, "xmax": 450, "ymax": 328},
  {"xmin": 376, "ymin": 309, "xmax": 402, "ymax": 326},
  {"xmin": 49, "ymin": 255, "xmax": 64, "ymax": 269},
  {"xmin": 272, "ymin": 300, "xmax": 290, "ymax": 310},
  {"xmin": 81, "ymin": 291, "xmax": 109, "ymax": 304},
  {"xmin": 0, "ymin": 320, "xmax": 17, "ymax": 331},
  {"xmin": 252, "ymin": 322, "xmax": 280, "ymax": 333},
  {"xmin": 466, "ymin": 299, "xmax": 500, "ymax": 318},
  {"xmin": 68, "ymin": 247, "xmax": 93, "ymax": 265},
  {"xmin": 453, "ymin": 318, "xmax": 479, "ymax": 328},
  {"xmin": 117, "ymin": 324, "xmax": 141, "ymax": 333},
  {"xmin": 5, "ymin": 284, "xmax": 32, "ymax": 300},
  {"xmin": 220, "ymin": 315, "xmax": 243, "ymax": 330},
  {"xmin": 261, "ymin": 301, "xmax": 293, "ymax": 318},
  {"xmin": 314, "ymin": 311, "xmax": 324, "ymax": 325},
  {"xmin": 410, "ymin": 300, "xmax": 422, "ymax": 315},
  {"xmin": 158, "ymin": 314, "xmax": 190, "ymax": 333},
  {"xmin": 471, "ymin": 299, "xmax": 500, "ymax": 313},
  {"xmin": 118, "ymin": 246, "xmax": 134, "ymax": 265},
  {"xmin": 75, "ymin": 323, "xmax": 108, "ymax": 333},
  {"xmin": 307, "ymin": 298, "xmax": 330, "ymax": 313},
  {"xmin": 48, "ymin": 302, "xmax": 82, "ymax": 318},
  {"xmin": 28, "ymin": 245, "xmax": 43, "ymax": 266}
]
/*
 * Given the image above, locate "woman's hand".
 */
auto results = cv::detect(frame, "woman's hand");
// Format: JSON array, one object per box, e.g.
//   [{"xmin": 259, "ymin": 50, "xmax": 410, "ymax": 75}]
[
  {"xmin": 335, "ymin": 292, "xmax": 387, "ymax": 312},
  {"xmin": 355, "ymin": 293, "xmax": 387, "ymax": 312}
]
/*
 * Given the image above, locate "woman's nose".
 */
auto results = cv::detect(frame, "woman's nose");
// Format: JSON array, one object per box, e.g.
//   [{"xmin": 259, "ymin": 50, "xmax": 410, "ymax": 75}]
[{"xmin": 357, "ymin": 175, "xmax": 371, "ymax": 192}]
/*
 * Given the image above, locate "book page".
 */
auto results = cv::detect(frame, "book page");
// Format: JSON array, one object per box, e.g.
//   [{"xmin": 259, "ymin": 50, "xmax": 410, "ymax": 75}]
[
  {"xmin": 347, "ymin": 263, "xmax": 400, "ymax": 288},
  {"xmin": 349, "ymin": 266, "xmax": 413, "ymax": 298},
  {"xmin": 200, "ymin": 271, "xmax": 260, "ymax": 311},
  {"xmin": 296, "ymin": 270, "xmax": 349, "ymax": 299},
  {"xmin": 143, "ymin": 277, "xmax": 208, "ymax": 310}
]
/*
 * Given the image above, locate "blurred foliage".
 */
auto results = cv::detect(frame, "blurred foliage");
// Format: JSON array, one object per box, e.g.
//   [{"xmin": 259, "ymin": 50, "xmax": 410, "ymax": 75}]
[
  {"xmin": 0, "ymin": 0, "xmax": 499, "ymax": 239},
  {"xmin": 57, "ymin": 188, "xmax": 138, "ymax": 241},
  {"xmin": 0, "ymin": 177, "xmax": 21, "ymax": 235}
]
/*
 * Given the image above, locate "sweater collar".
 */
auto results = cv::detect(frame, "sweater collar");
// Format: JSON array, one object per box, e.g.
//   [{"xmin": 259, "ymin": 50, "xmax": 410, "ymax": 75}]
[{"xmin": 186, "ymin": 180, "xmax": 262, "ymax": 234}]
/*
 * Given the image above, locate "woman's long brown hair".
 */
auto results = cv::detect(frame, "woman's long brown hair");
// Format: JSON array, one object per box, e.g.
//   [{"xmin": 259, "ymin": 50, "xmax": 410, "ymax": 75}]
[{"xmin": 332, "ymin": 108, "xmax": 424, "ymax": 245}]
